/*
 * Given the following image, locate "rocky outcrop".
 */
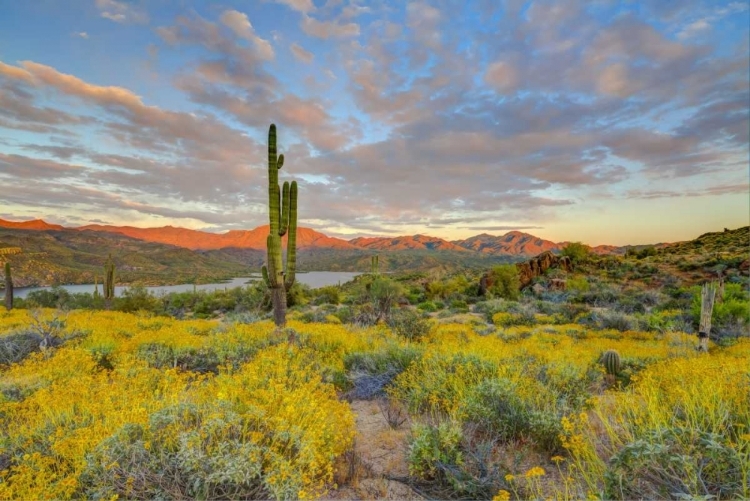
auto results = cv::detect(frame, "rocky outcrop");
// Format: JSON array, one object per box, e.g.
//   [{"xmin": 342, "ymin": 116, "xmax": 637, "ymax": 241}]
[{"xmin": 479, "ymin": 251, "xmax": 573, "ymax": 295}]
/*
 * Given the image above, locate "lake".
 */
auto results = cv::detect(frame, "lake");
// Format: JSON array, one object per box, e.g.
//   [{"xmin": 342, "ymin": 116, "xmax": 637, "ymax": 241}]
[{"xmin": 13, "ymin": 271, "xmax": 363, "ymax": 299}]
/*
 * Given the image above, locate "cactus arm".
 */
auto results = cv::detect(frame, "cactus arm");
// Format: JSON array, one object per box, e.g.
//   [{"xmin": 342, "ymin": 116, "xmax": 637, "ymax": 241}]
[
  {"xmin": 280, "ymin": 181, "xmax": 290, "ymax": 236},
  {"xmin": 277, "ymin": 153, "xmax": 284, "ymax": 170},
  {"xmin": 284, "ymin": 181, "xmax": 297, "ymax": 289},
  {"xmin": 261, "ymin": 265, "xmax": 270, "ymax": 287}
]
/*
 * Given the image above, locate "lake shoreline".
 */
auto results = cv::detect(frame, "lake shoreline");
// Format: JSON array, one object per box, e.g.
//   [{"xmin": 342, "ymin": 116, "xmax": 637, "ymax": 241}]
[{"xmin": 12, "ymin": 272, "xmax": 364, "ymax": 299}]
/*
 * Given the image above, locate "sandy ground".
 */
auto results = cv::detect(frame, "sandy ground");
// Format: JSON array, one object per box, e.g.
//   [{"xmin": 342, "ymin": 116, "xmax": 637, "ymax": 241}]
[{"xmin": 324, "ymin": 399, "xmax": 424, "ymax": 500}]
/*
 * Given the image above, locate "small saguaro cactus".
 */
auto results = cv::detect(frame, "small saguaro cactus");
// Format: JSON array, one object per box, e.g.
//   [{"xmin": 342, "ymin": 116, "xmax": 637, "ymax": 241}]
[
  {"xmin": 601, "ymin": 349, "xmax": 621, "ymax": 384},
  {"xmin": 371, "ymin": 255, "xmax": 379, "ymax": 275},
  {"xmin": 93, "ymin": 275, "xmax": 100, "ymax": 299},
  {"xmin": 104, "ymin": 254, "xmax": 115, "ymax": 308},
  {"xmin": 261, "ymin": 124, "xmax": 298, "ymax": 328},
  {"xmin": 4, "ymin": 262, "xmax": 13, "ymax": 311}
]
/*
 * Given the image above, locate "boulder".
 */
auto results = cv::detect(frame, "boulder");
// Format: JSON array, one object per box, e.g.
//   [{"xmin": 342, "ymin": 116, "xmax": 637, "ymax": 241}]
[
  {"xmin": 479, "ymin": 250, "xmax": 575, "ymax": 295},
  {"xmin": 549, "ymin": 279, "xmax": 567, "ymax": 291}
]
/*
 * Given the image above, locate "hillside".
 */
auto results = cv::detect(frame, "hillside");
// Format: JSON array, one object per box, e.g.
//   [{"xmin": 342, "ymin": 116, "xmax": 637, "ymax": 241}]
[
  {"xmin": 349, "ymin": 234, "xmax": 469, "ymax": 252},
  {"xmin": 659, "ymin": 226, "xmax": 749, "ymax": 258},
  {"xmin": 0, "ymin": 228, "xmax": 259, "ymax": 288},
  {"xmin": 452, "ymin": 231, "xmax": 561, "ymax": 256},
  {"xmin": 77, "ymin": 223, "xmax": 358, "ymax": 251}
]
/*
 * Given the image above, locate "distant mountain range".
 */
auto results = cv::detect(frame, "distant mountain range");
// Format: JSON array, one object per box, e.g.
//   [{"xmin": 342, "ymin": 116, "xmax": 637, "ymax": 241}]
[
  {"xmin": 1, "ymin": 218, "xmax": 746, "ymax": 287},
  {"xmin": 0, "ymin": 218, "xmax": 626, "ymax": 256}
]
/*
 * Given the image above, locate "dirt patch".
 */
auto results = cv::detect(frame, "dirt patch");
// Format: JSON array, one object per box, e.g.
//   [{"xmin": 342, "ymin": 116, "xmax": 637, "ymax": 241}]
[{"xmin": 325, "ymin": 399, "xmax": 423, "ymax": 500}]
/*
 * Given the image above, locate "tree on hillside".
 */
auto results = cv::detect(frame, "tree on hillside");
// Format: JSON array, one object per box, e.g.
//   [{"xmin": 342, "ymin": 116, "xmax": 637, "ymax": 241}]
[
  {"xmin": 562, "ymin": 242, "xmax": 590, "ymax": 264},
  {"xmin": 489, "ymin": 264, "xmax": 520, "ymax": 300}
]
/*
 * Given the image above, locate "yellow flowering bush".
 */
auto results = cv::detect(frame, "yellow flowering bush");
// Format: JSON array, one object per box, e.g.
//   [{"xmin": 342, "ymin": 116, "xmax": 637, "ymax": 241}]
[
  {"xmin": 0, "ymin": 310, "xmax": 355, "ymax": 500},
  {"xmin": 0, "ymin": 308, "xmax": 747, "ymax": 500}
]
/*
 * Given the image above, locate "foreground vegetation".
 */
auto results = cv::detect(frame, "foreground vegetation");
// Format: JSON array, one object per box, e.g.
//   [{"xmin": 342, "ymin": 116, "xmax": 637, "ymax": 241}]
[
  {"xmin": 0, "ymin": 304, "xmax": 747, "ymax": 500},
  {"xmin": 1, "ymin": 226, "xmax": 748, "ymax": 500}
]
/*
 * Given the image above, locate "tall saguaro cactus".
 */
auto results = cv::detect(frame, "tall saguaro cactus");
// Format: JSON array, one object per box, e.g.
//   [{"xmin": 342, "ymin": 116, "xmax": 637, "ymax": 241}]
[
  {"xmin": 4, "ymin": 262, "xmax": 13, "ymax": 311},
  {"xmin": 261, "ymin": 124, "xmax": 298, "ymax": 327},
  {"xmin": 104, "ymin": 254, "xmax": 115, "ymax": 309}
]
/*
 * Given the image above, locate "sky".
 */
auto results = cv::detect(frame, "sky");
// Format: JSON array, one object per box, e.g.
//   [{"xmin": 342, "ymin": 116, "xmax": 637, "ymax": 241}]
[{"xmin": 0, "ymin": 0, "xmax": 748, "ymax": 246}]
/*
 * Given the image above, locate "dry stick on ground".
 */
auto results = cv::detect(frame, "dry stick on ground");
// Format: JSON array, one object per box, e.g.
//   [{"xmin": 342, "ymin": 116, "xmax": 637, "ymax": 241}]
[{"xmin": 698, "ymin": 282, "xmax": 717, "ymax": 352}]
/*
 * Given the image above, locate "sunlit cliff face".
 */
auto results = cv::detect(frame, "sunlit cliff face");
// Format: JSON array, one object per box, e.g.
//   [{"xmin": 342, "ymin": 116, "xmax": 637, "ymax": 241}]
[{"xmin": 0, "ymin": 0, "xmax": 748, "ymax": 246}]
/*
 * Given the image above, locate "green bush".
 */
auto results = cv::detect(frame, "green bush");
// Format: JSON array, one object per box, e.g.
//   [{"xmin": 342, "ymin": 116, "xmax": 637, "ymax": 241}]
[
  {"xmin": 313, "ymin": 286, "xmax": 340, "ymax": 305},
  {"xmin": 387, "ymin": 308, "xmax": 433, "ymax": 341},
  {"xmin": 605, "ymin": 427, "xmax": 744, "ymax": 500},
  {"xmin": 116, "ymin": 285, "xmax": 161, "ymax": 313},
  {"xmin": 81, "ymin": 404, "xmax": 267, "ymax": 500},
  {"xmin": 561, "ymin": 242, "xmax": 590, "ymax": 264},
  {"xmin": 566, "ymin": 276, "xmax": 590, "ymax": 293},
  {"xmin": 409, "ymin": 420, "xmax": 464, "ymax": 483},
  {"xmin": 417, "ymin": 301, "xmax": 439, "ymax": 312},
  {"xmin": 488, "ymin": 265, "xmax": 520, "ymax": 300}
]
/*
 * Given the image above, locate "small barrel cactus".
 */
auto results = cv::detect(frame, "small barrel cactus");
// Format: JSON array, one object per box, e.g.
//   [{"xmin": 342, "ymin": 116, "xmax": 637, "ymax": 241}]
[{"xmin": 601, "ymin": 349, "xmax": 621, "ymax": 377}]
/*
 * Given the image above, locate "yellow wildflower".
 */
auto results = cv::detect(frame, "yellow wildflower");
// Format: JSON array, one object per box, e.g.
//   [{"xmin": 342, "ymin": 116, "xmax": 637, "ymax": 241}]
[
  {"xmin": 524, "ymin": 466, "xmax": 546, "ymax": 478},
  {"xmin": 493, "ymin": 490, "xmax": 511, "ymax": 501}
]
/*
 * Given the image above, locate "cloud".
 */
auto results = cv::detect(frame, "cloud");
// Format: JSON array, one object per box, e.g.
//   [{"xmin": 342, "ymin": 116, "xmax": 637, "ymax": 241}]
[
  {"xmin": 406, "ymin": 1, "xmax": 442, "ymax": 49},
  {"xmin": 219, "ymin": 10, "xmax": 274, "ymax": 60},
  {"xmin": 0, "ymin": 153, "xmax": 83, "ymax": 178},
  {"xmin": 484, "ymin": 61, "xmax": 519, "ymax": 93},
  {"xmin": 301, "ymin": 16, "xmax": 360, "ymax": 38},
  {"xmin": 627, "ymin": 183, "xmax": 749, "ymax": 199},
  {"xmin": 274, "ymin": 0, "xmax": 315, "ymax": 13},
  {"xmin": 1, "ymin": 1, "xmax": 747, "ymax": 239},
  {"xmin": 290, "ymin": 43, "xmax": 314, "ymax": 63},
  {"xmin": 95, "ymin": 0, "xmax": 148, "ymax": 24}
]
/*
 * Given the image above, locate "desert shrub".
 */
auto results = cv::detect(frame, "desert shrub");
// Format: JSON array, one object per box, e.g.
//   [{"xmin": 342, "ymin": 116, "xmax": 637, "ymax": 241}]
[
  {"xmin": 579, "ymin": 285, "xmax": 621, "ymax": 307},
  {"xmin": 313, "ymin": 286, "xmax": 340, "ymax": 305},
  {"xmin": 391, "ymin": 353, "xmax": 497, "ymax": 417},
  {"xmin": 578, "ymin": 310, "xmax": 637, "ymax": 332},
  {"xmin": 409, "ymin": 420, "xmax": 509, "ymax": 499},
  {"xmin": 562, "ymin": 242, "xmax": 590, "ymax": 264},
  {"xmin": 409, "ymin": 420, "xmax": 464, "ymax": 484},
  {"xmin": 449, "ymin": 299, "xmax": 469, "ymax": 312},
  {"xmin": 23, "ymin": 286, "xmax": 72, "ymax": 309},
  {"xmin": 116, "ymin": 285, "xmax": 161, "ymax": 313},
  {"xmin": 81, "ymin": 348, "xmax": 355, "ymax": 501},
  {"xmin": 462, "ymin": 378, "xmax": 567, "ymax": 453},
  {"xmin": 285, "ymin": 282, "xmax": 310, "ymax": 307},
  {"xmin": 492, "ymin": 311, "xmax": 536, "ymax": 327},
  {"xmin": 488, "ymin": 265, "xmax": 521, "ymax": 301},
  {"xmin": 332, "ymin": 305, "xmax": 354, "ymax": 324},
  {"xmin": 566, "ymin": 276, "xmax": 590, "ymax": 293},
  {"xmin": 417, "ymin": 300, "xmax": 439, "ymax": 312},
  {"xmin": 81, "ymin": 414, "xmax": 267, "ymax": 500},
  {"xmin": 387, "ymin": 308, "xmax": 433, "ymax": 341},
  {"xmin": 343, "ymin": 344, "xmax": 423, "ymax": 400},
  {"xmin": 369, "ymin": 277, "xmax": 404, "ymax": 320},
  {"xmin": 0, "ymin": 332, "xmax": 44, "ymax": 366},
  {"xmin": 136, "ymin": 343, "xmax": 221, "ymax": 374},
  {"xmin": 604, "ymin": 428, "xmax": 744, "ymax": 500},
  {"xmin": 461, "ymin": 378, "xmax": 528, "ymax": 441}
]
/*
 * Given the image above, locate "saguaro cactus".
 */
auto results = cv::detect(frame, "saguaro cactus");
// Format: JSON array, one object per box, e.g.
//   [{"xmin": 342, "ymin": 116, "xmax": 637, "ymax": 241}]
[
  {"xmin": 371, "ymin": 255, "xmax": 379, "ymax": 275},
  {"xmin": 4, "ymin": 262, "xmax": 13, "ymax": 311},
  {"xmin": 698, "ymin": 282, "xmax": 717, "ymax": 352},
  {"xmin": 104, "ymin": 254, "xmax": 115, "ymax": 309},
  {"xmin": 261, "ymin": 124, "xmax": 298, "ymax": 327}
]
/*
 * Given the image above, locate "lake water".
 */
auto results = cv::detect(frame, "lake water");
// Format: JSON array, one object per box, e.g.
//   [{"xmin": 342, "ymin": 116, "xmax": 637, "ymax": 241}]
[{"xmin": 13, "ymin": 271, "xmax": 363, "ymax": 299}]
